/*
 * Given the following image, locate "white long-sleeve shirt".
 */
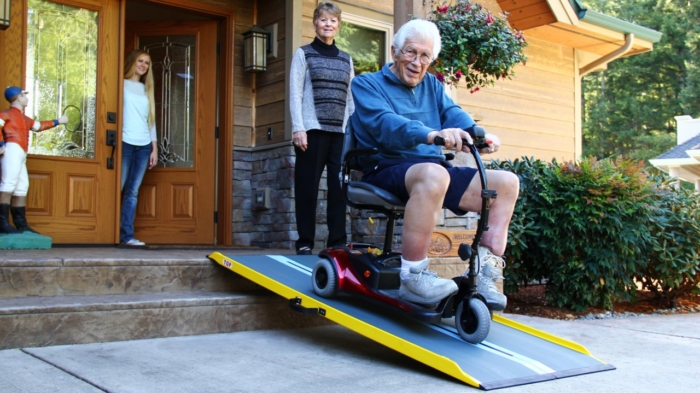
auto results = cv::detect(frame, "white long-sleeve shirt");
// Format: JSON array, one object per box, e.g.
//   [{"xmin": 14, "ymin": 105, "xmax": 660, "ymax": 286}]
[{"xmin": 123, "ymin": 79, "xmax": 156, "ymax": 146}]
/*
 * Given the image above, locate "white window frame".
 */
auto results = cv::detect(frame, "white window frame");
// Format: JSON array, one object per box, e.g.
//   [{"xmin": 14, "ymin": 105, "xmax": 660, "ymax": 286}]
[{"xmin": 342, "ymin": 12, "xmax": 394, "ymax": 65}]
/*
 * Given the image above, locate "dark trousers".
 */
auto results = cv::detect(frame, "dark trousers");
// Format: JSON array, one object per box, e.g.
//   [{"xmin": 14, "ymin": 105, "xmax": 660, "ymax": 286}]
[{"xmin": 294, "ymin": 130, "xmax": 346, "ymax": 250}]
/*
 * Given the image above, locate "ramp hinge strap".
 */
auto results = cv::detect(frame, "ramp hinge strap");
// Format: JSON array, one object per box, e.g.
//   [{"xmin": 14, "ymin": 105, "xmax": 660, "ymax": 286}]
[{"xmin": 288, "ymin": 297, "xmax": 321, "ymax": 315}]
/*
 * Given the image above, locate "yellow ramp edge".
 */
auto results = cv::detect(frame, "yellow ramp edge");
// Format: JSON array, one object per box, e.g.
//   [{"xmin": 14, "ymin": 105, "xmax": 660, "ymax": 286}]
[
  {"xmin": 209, "ymin": 252, "xmax": 482, "ymax": 388},
  {"xmin": 493, "ymin": 313, "xmax": 609, "ymax": 363}
]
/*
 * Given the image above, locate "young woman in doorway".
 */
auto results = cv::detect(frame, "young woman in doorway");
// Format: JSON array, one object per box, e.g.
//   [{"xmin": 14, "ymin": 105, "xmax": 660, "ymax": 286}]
[{"xmin": 120, "ymin": 50, "xmax": 158, "ymax": 246}]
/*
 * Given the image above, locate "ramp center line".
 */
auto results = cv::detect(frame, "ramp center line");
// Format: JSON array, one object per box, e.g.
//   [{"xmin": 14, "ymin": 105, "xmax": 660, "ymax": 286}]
[
  {"xmin": 425, "ymin": 322, "xmax": 556, "ymax": 374},
  {"xmin": 268, "ymin": 255, "xmax": 312, "ymax": 275}
]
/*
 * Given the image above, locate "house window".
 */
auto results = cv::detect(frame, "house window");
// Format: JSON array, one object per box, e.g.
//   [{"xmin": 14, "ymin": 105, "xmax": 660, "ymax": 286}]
[
  {"xmin": 26, "ymin": 0, "xmax": 98, "ymax": 159},
  {"xmin": 335, "ymin": 13, "xmax": 393, "ymax": 75}
]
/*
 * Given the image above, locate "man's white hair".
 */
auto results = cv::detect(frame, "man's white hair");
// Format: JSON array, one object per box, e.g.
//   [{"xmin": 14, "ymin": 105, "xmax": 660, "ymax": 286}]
[{"xmin": 392, "ymin": 19, "xmax": 442, "ymax": 60}]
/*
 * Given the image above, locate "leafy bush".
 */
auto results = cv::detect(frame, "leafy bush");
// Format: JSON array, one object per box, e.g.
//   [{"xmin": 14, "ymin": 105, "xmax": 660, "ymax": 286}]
[
  {"xmin": 491, "ymin": 157, "xmax": 656, "ymax": 311},
  {"xmin": 637, "ymin": 168, "xmax": 700, "ymax": 303},
  {"xmin": 489, "ymin": 157, "xmax": 549, "ymax": 293}
]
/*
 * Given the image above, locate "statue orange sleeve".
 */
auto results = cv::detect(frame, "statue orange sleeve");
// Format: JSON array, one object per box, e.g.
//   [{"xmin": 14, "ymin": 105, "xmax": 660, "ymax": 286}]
[{"xmin": 36, "ymin": 120, "xmax": 59, "ymax": 132}]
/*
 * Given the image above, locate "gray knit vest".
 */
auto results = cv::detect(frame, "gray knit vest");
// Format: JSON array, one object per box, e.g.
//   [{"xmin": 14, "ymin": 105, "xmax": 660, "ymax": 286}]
[{"xmin": 302, "ymin": 39, "xmax": 352, "ymax": 133}]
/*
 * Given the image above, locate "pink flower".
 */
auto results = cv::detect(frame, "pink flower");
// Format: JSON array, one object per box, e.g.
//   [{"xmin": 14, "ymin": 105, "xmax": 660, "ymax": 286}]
[
  {"xmin": 436, "ymin": 72, "xmax": 445, "ymax": 82},
  {"xmin": 437, "ymin": 5, "xmax": 449, "ymax": 13},
  {"xmin": 486, "ymin": 14, "xmax": 494, "ymax": 25},
  {"xmin": 454, "ymin": 70, "xmax": 463, "ymax": 80}
]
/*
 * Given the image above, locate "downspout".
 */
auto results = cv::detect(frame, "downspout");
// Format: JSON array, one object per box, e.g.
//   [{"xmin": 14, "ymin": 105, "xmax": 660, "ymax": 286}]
[{"xmin": 579, "ymin": 33, "xmax": 634, "ymax": 76}]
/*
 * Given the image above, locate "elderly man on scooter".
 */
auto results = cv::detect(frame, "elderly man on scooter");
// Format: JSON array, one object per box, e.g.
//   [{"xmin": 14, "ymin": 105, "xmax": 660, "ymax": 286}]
[{"xmin": 347, "ymin": 19, "xmax": 520, "ymax": 310}]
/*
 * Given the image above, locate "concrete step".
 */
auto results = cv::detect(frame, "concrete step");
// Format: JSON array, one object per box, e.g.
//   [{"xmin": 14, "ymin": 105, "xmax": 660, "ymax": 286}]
[
  {"xmin": 0, "ymin": 290, "xmax": 331, "ymax": 349},
  {"xmin": 0, "ymin": 256, "xmax": 258, "ymax": 298}
]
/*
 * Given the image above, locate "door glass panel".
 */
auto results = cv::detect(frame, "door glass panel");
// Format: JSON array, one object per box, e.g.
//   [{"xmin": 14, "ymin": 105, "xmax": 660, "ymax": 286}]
[
  {"xmin": 26, "ymin": 0, "xmax": 98, "ymax": 158},
  {"xmin": 139, "ymin": 36, "xmax": 196, "ymax": 169},
  {"xmin": 335, "ymin": 22, "xmax": 386, "ymax": 75}
]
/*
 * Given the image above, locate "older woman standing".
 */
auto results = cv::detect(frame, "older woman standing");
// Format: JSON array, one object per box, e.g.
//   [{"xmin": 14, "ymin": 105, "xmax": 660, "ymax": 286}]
[{"xmin": 289, "ymin": 1, "xmax": 355, "ymax": 255}]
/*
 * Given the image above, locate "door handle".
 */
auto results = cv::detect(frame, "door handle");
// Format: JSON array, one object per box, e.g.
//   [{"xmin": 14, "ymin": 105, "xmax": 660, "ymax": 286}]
[{"xmin": 106, "ymin": 130, "xmax": 117, "ymax": 169}]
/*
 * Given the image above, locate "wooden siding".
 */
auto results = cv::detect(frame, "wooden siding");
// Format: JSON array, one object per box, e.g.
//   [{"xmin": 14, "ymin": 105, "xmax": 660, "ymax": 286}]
[
  {"xmin": 456, "ymin": 36, "xmax": 577, "ymax": 161},
  {"xmin": 253, "ymin": 0, "xmax": 287, "ymax": 146}
]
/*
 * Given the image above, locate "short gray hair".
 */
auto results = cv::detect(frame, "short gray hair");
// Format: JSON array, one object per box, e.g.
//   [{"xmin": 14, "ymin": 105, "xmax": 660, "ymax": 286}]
[
  {"xmin": 392, "ymin": 19, "xmax": 441, "ymax": 60},
  {"xmin": 313, "ymin": 2, "xmax": 342, "ymax": 24}
]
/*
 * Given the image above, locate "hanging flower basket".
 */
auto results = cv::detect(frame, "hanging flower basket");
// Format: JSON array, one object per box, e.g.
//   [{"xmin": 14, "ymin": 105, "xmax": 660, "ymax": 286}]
[{"xmin": 425, "ymin": 0, "xmax": 528, "ymax": 92}]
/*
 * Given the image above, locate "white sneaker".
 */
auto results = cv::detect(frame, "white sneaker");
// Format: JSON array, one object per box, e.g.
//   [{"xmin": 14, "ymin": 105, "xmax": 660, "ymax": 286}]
[
  {"xmin": 399, "ymin": 261, "xmax": 458, "ymax": 306},
  {"xmin": 123, "ymin": 239, "xmax": 146, "ymax": 246},
  {"xmin": 472, "ymin": 246, "xmax": 507, "ymax": 311}
]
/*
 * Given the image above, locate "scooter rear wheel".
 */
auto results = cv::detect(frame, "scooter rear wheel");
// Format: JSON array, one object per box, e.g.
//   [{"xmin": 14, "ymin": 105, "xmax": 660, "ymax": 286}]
[
  {"xmin": 312, "ymin": 258, "xmax": 338, "ymax": 298},
  {"xmin": 455, "ymin": 298, "xmax": 491, "ymax": 344}
]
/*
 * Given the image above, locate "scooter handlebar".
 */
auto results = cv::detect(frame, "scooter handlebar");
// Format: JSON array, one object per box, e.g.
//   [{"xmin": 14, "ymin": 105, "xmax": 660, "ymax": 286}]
[{"xmin": 433, "ymin": 125, "xmax": 489, "ymax": 150}]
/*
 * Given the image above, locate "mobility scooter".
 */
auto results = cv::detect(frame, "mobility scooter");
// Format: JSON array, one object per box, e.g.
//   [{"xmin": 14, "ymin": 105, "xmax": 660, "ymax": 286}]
[{"xmin": 310, "ymin": 125, "xmax": 498, "ymax": 344}]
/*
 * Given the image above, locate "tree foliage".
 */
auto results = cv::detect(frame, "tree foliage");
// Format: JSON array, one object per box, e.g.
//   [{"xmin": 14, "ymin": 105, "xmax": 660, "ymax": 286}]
[{"xmin": 582, "ymin": 0, "xmax": 700, "ymax": 162}]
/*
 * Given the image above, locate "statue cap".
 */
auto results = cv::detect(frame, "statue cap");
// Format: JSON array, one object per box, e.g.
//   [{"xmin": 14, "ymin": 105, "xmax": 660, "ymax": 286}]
[{"xmin": 4, "ymin": 86, "xmax": 28, "ymax": 102}]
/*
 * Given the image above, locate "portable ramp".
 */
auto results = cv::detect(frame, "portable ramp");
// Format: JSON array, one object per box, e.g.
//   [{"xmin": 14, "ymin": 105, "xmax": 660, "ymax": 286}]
[{"xmin": 208, "ymin": 252, "xmax": 614, "ymax": 390}]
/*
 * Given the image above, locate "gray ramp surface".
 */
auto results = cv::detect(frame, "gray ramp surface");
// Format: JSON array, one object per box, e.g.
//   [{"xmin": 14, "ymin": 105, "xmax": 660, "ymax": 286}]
[{"xmin": 210, "ymin": 253, "xmax": 615, "ymax": 389}]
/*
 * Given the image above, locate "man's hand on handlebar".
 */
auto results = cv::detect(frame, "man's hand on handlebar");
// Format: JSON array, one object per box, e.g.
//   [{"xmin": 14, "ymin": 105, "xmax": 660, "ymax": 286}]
[
  {"xmin": 480, "ymin": 133, "xmax": 500, "ymax": 155},
  {"xmin": 428, "ymin": 128, "xmax": 473, "ymax": 153},
  {"xmin": 429, "ymin": 128, "xmax": 502, "ymax": 155}
]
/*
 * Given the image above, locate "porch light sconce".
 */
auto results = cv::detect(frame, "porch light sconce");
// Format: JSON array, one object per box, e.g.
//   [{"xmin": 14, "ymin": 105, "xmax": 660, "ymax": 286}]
[
  {"xmin": 243, "ymin": 25, "xmax": 269, "ymax": 73},
  {"xmin": 0, "ymin": 0, "xmax": 10, "ymax": 30}
]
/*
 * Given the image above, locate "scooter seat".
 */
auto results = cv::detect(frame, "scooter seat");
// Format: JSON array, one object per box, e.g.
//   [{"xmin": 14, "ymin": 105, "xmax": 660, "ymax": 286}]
[{"xmin": 346, "ymin": 181, "xmax": 406, "ymax": 211}]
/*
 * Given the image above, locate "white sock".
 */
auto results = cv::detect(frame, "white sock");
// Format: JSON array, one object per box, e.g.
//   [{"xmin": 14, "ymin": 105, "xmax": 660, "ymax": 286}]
[{"xmin": 400, "ymin": 257, "xmax": 427, "ymax": 280}]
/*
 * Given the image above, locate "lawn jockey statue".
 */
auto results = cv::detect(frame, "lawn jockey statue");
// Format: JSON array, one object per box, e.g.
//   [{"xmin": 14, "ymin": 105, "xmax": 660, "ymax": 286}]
[{"xmin": 0, "ymin": 86, "xmax": 67, "ymax": 234}]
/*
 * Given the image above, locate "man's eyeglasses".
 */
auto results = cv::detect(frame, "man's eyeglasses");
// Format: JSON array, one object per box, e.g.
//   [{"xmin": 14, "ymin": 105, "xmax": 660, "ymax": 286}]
[{"xmin": 399, "ymin": 48, "xmax": 433, "ymax": 65}]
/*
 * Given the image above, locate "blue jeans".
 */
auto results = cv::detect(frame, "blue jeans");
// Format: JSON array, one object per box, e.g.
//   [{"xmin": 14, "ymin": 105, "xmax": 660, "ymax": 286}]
[{"xmin": 120, "ymin": 142, "xmax": 151, "ymax": 243}]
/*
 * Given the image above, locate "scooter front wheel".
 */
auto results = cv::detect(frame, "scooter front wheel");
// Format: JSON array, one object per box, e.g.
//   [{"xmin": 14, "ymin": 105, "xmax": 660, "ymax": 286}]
[
  {"xmin": 455, "ymin": 298, "xmax": 491, "ymax": 344},
  {"xmin": 311, "ymin": 258, "xmax": 338, "ymax": 298}
]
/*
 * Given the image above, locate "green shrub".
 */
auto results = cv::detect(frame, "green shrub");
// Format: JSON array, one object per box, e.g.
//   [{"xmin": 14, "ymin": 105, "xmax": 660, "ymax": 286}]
[
  {"xmin": 637, "ymin": 168, "xmax": 700, "ymax": 303},
  {"xmin": 491, "ymin": 156, "xmax": 656, "ymax": 311},
  {"xmin": 489, "ymin": 157, "xmax": 549, "ymax": 293}
]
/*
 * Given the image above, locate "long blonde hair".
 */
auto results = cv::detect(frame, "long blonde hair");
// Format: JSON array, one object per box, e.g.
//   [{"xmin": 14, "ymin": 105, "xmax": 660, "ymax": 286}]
[{"xmin": 124, "ymin": 50, "xmax": 156, "ymax": 128}]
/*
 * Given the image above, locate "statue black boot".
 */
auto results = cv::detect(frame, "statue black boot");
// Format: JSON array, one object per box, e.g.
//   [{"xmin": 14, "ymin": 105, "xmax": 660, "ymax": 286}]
[
  {"xmin": 0, "ymin": 204, "xmax": 20, "ymax": 234},
  {"xmin": 10, "ymin": 206, "xmax": 40, "ymax": 234}
]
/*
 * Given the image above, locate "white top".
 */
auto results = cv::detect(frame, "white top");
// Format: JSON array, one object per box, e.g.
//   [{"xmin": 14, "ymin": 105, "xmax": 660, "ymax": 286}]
[{"xmin": 123, "ymin": 79, "xmax": 157, "ymax": 146}]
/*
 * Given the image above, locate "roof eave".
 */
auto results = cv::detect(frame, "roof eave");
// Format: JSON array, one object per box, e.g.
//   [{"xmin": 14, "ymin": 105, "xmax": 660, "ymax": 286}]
[{"xmin": 580, "ymin": 9, "xmax": 662, "ymax": 44}]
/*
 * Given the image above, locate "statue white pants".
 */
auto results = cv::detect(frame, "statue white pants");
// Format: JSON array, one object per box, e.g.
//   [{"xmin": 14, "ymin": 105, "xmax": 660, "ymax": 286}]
[{"xmin": 0, "ymin": 142, "xmax": 29, "ymax": 196}]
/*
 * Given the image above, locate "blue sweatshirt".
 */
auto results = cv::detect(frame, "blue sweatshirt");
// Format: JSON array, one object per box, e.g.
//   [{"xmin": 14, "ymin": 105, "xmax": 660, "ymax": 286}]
[{"xmin": 348, "ymin": 63, "xmax": 475, "ymax": 172}]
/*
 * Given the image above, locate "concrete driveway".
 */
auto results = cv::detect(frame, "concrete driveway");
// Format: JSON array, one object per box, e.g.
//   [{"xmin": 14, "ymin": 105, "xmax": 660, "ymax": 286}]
[{"xmin": 1, "ymin": 312, "xmax": 698, "ymax": 392}]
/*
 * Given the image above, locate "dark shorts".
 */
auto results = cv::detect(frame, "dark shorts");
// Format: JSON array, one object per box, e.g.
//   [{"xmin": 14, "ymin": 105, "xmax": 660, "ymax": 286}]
[{"xmin": 361, "ymin": 158, "xmax": 477, "ymax": 216}]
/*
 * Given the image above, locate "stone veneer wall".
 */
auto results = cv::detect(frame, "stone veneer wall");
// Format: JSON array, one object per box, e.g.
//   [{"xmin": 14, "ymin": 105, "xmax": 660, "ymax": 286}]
[{"xmin": 232, "ymin": 146, "xmax": 479, "ymax": 250}]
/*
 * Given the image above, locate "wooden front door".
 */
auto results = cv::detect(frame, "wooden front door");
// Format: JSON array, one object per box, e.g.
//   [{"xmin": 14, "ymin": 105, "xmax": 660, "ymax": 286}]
[
  {"xmin": 19, "ymin": 0, "xmax": 121, "ymax": 243},
  {"xmin": 125, "ymin": 21, "xmax": 217, "ymax": 244}
]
